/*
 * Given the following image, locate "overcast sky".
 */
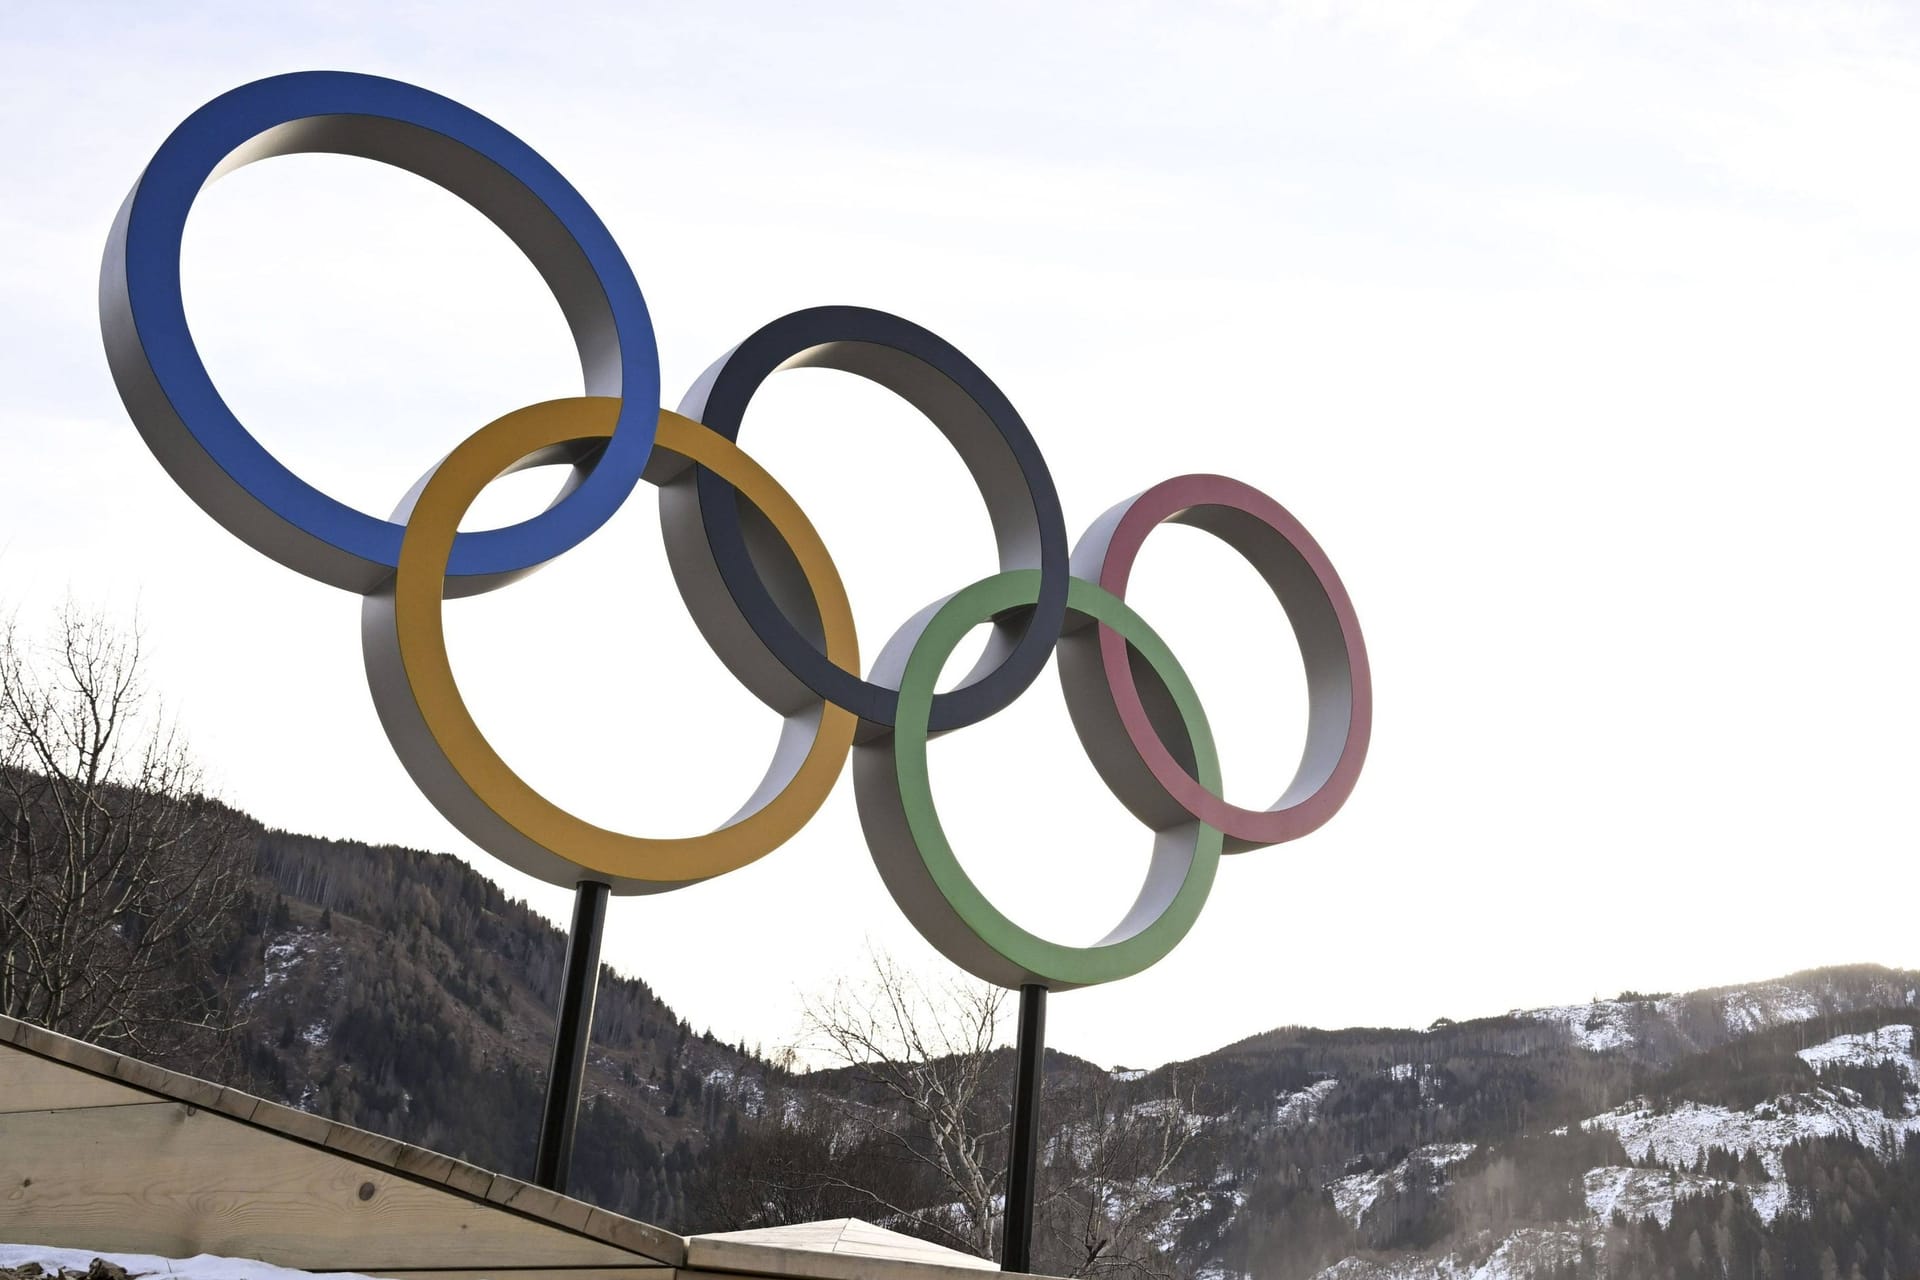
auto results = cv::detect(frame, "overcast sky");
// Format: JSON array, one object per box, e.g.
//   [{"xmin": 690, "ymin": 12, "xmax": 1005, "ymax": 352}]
[{"xmin": 3, "ymin": 1, "xmax": 1917, "ymax": 1071}]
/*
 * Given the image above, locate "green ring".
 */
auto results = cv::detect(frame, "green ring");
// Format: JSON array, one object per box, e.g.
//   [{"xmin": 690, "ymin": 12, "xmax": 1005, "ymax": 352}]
[{"xmin": 890, "ymin": 571, "xmax": 1223, "ymax": 989}]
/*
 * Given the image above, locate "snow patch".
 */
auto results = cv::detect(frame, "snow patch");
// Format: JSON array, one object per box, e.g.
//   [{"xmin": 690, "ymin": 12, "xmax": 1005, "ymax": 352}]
[
  {"xmin": 1582, "ymin": 1089, "xmax": 1920, "ymax": 1178},
  {"xmin": 1313, "ymin": 1227, "xmax": 1585, "ymax": 1280},
  {"xmin": 1717, "ymin": 985, "xmax": 1822, "ymax": 1035},
  {"xmin": 1142, "ymin": 1177, "xmax": 1241, "ymax": 1253},
  {"xmin": 259, "ymin": 934, "xmax": 310, "ymax": 990},
  {"xmin": 703, "ymin": 1066, "xmax": 769, "ymax": 1116},
  {"xmin": 1274, "ymin": 1078, "xmax": 1339, "ymax": 1129},
  {"xmin": 1523, "ymin": 999, "xmax": 1649, "ymax": 1052},
  {"xmin": 1, "ymin": 1242, "xmax": 377, "ymax": 1279},
  {"xmin": 1046, "ymin": 1094, "xmax": 1211, "ymax": 1165},
  {"xmin": 1326, "ymin": 1144, "xmax": 1477, "ymax": 1226},
  {"xmin": 1797, "ymin": 1024, "xmax": 1917, "ymax": 1085},
  {"xmin": 1521, "ymin": 981, "xmax": 1902, "ymax": 1052},
  {"xmin": 1130, "ymin": 1096, "xmax": 1214, "ymax": 1134},
  {"xmin": 1387, "ymin": 1062, "xmax": 1444, "ymax": 1099},
  {"xmin": 1583, "ymin": 1166, "xmax": 1793, "ymax": 1226}
]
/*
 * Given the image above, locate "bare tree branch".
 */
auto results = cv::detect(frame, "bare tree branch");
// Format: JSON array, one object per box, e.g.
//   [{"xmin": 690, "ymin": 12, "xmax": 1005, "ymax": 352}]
[
  {"xmin": 782, "ymin": 950, "xmax": 1197, "ymax": 1277},
  {"xmin": 798, "ymin": 948, "xmax": 1010, "ymax": 1259},
  {"xmin": 0, "ymin": 601, "xmax": 251, "ymax": 1069}
]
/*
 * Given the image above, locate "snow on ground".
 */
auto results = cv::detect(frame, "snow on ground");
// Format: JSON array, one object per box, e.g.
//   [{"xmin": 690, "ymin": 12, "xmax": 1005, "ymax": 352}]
[
  {"xmin": 1387, "ymin": 1062, "xmax": 1444, "ymax": 1099},
  {"xmin": 1421, "ymin": 1143, "xmax": 1480, "ymax": 1172},
  {"xmin": 1521, "ymin": 982, "xmax": 1917, "ymax": 1054},
  {"xmin": 1046, "ymin": 1089, "xmax": 1213, "ymax": 1163},
  {"xmin": 1796, "ymin": 1024, "xmax": 1917, "ymax": 1085},
  {"xmin": 1047, "ymin": 1102, "xmax": 1203, "ymax": 1166},
  {"xmin": 1521, "ymin": 999, "xmax": 1651, "ymax": 1052},
  {"xmin": 1312, "ymin": 1227, "xmax": 1585, "ymax": 1280},
  {"xmin": 257, "ymin": 934, "xmax": 309, "ymax": 991},
  {"xmin": 1110, "ymin": 1067, "xmax": 1147, "ymax": 1082},
  {"xmin": 1583, "ymin": 1166, "xmax": 1793, "ymax": 1226},
  {"xmin": 1749, "ymin": 1180, "xmax": 1793, "ymax": 1222},
  {"xmin": 1716, "ymin": 984, "xmax": 1823, "ymax": 1035},
  {"xmin": 1273, "ymin": 1078, "xmax": 1339, "ymax": 1129},
  {"xmin": 1048, "ymin": 1118, "xmax": 1096, "ymax": 1165},
  {"xmin": 0, "ymin": 1243, "xmax": 376, "ymax": 1279},
  {"xmin": 1326, "ymin": 1144, "xmax": 1477, "ymax": 1226},
  {"xmin": 1467, "ymin": 1229, "xmax": 1587, "ymax": 1280},
  {"xmin": 1315, "ymin": 1252, "xmax": 1456, "ymax": 1280},
  {"xmin": 247, "ymin": 930, "xmax": 344, "ymax": 1014},
  {"xmin": 1581, "ymin": 1088, "xmax": 1920, "ymax": 1178},
  {"xmin": 1130, "ymin": 1096, "xmax": 1216, "ymax": 1134},
  {"xmin": 1325, "ymin": 1167, "xmax": 1387, "ymax": 1226},
  {"xmin": 703, "ymin": 1066, "xmax": 768, "ymax": 1116},
  {"xmin": 1141, "ymin": 1176, "xmax": 1245, "ymax": 1253}
]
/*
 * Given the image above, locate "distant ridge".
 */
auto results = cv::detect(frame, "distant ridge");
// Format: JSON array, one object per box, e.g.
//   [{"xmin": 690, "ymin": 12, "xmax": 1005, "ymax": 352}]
[{"xmin": 29, "ymin": 797, "xmax": 1914, "ymax": 1279}]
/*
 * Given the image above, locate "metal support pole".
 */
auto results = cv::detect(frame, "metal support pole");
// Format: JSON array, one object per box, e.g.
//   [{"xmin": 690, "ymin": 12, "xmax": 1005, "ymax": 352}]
[
  {"xmin": 1001, "ymin": 982, "xmax": 1047, "ymax": 1273},
  {"xmin": 534, "ymin": 880, "xmax": 609, "ymax": 1193}
]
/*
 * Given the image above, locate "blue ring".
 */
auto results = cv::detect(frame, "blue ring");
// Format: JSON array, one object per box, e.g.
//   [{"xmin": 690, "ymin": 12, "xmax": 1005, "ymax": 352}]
[{"xmin": 106, "ymin": 71, "xmax": 659, "ymax": 588}]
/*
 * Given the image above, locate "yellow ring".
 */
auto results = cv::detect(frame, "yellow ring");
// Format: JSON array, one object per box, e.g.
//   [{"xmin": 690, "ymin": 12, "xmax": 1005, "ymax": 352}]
[{"xmin": 390, "ymin": 398, "xmax": 858, "ymax": 886}]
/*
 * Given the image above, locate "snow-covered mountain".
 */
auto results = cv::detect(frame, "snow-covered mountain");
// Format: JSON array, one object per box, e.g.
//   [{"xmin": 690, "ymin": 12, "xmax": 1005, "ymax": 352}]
[
  {"xmin": 1115, "ymin": 965, "xmax": 1920, "ymax": 1280},
  {"xmin": 1516, "ymin": 969, "xmax": 1920, "ymax": 1059},
  {"xmin": 233, "ymin": 826, "xmax": 1920, "ymax": 1279}
]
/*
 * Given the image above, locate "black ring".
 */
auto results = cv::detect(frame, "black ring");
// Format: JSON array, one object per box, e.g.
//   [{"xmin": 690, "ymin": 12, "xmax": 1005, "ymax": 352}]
[{"xmin": 667, "ymin": 306, "xmax": 1070, "ymax": 732}]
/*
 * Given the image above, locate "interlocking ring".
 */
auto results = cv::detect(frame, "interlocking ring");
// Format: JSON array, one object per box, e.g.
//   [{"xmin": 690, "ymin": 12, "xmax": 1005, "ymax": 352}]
[
  {"xmin": 671, "ymin": 307, "xmax": 1069, "ymax": 732},
  {"xmin": 100, "ymin": 71, "xmax": 659, "ymax": 594},
  {"xmin": 1063, "ymin": 475, "xmax": 1371, "ymax": 854},
  {"xmin": 105, "ymin": 73, "xmax": 1373, "ymax": 991},
  {"xmin": 362, "ymin": 400, "xmax": 858, "ymax": 893},
  {"xmin": 854, "ymin": 572, "xmax": 1222, "ymax": 991}
]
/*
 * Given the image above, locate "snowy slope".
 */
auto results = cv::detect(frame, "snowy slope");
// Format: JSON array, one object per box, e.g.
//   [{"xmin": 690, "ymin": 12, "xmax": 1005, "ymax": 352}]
[
  {"xmin": 1524, "ymin": 999, "xmax": 1653, "ymax": 1052},
  {"xmin": 1581, "ymin": 1088, "xmax": 1920, "ymax": 1178},
  {"xmin": 1313, "ymin": 1228, "xmax": 1586, "ymax": 1280},
  {"xmin": 1796, "ymin": 1023, "xmax": 1916, "ymax": 1083},
  {"xmin": 1326, "ymin": 1145, "xmax": 1478, "ymax": 1226},
  {"xmin": 1274, "ymin": 1078, "xmax": 1341, "ymax": 1129},
  {"xmin": 1582, "ymin": 1166, "xmax": 1792, "ymax": 1226},
  {"xmin": 1517, "ymin": 975, "xmax": 1920, "ymax": 1058}
]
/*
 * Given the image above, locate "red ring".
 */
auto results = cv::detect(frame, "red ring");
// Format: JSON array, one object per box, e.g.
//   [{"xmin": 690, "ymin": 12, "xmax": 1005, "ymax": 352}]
[{"xmin": 1081, "ymin": 474, "xmax": 1371, "ymax": 851}]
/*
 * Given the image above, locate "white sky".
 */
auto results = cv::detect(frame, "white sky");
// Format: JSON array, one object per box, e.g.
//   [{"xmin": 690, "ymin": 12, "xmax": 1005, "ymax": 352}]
[{"xmin": 2, "ymin": 1, "xmax": 1917, "ymax": 1071}]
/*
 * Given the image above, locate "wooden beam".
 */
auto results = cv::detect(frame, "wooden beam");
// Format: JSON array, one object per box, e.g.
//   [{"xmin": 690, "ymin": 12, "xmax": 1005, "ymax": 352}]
[
  {"xmin": 0, "ymin": 1101, "xmax": 664, "ymax": 1272},
  {"xmin": 0, "ymin": 1026, "xmax": 686, "ymax": 1267},
  {"xmin": 684, "ymin": 1242, "xmax": 1014, "ymax": 1280},
  {"xmin": 0, "ymin": 1049, "xmax": 152, "ymax": 1113}
]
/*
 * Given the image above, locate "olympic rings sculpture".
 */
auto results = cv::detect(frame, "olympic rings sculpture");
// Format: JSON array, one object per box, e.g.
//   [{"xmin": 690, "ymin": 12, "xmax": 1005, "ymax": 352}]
[{"xmin": 102, "ymin": 72, "xmax": 1372, "ymax": 992}]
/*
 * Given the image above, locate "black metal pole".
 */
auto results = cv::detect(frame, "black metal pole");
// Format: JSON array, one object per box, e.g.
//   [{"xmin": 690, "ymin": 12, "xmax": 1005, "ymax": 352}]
[
  {"xmin": 534, "ymin": 880, "xmax": 609, "ymax": 1194},
  {"xmin": 1001, "ymin": 982, "xmax": 1047, "ymax": 1273}
]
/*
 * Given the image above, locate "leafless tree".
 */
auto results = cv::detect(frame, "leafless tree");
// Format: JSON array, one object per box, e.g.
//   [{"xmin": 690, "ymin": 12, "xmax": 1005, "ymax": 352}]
[
  {"xmin": 795, "ymin": 952, "xmax": 1199, "ymax": 1276},
  {"xmin": 1040, "ymin": 1075, "xmax": 1199, "ymax": 1279},
  {"xmin": 800, "ymin": 950, "xmax": 1010, "ymax": 1258},
  {"xmin": 0, "ymin": 603, "xmax": 252, "ymax": 1066}
]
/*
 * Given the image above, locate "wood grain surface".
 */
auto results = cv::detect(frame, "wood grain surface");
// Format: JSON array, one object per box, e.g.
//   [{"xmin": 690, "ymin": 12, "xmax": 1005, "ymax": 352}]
[
  {"xmin": 0, "ymin": 1049, "xmax": 154, "ymax": 1113},
  {"xmin": 0, "ymin": 1100, "xmax": 662, "ymax": 1271}
]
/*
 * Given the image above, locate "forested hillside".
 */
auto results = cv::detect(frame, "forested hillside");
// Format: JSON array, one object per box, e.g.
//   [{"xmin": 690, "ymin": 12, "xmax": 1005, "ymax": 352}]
[
  {"xmin": 16, "ymin": 801, "xmax": 1920, "ymax": 1279},
  {"xmin": 238, "ymin": 827, "xmax": 771, "ymax": 1224},
  {"xmin": 1127, "ymin": 980, "xmax": 1920, "ymax": 1279}
]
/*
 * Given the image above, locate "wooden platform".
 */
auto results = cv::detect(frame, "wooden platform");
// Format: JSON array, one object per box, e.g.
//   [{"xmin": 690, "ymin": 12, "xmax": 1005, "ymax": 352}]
[
  {"xmin": 690, "ymin": 1221, "xmax": 999, "ymax": 1280},
  {"xmin": 0, "ymin": 1014, "xmax": 1026, "ymax": 1279}
]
